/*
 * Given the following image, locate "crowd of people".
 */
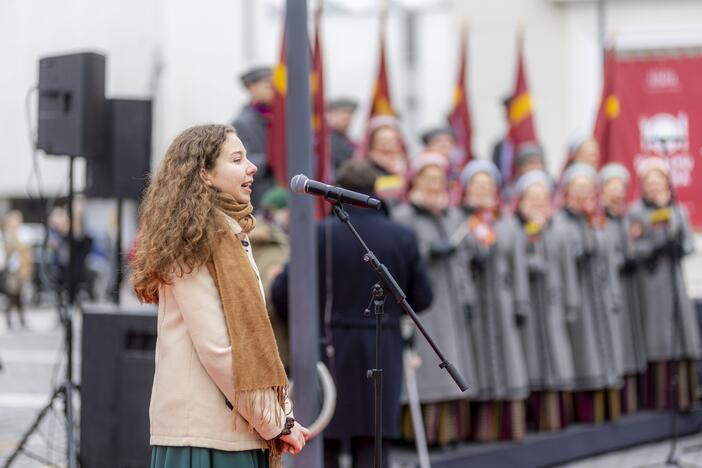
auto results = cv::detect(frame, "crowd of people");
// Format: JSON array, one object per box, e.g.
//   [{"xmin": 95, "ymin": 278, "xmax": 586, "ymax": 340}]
[
  {"xmin": 229, "ymin": 65, "xmax": 702, "ymax": 466},
  {"xmin": 0, "ymin": 202, "xmax": 106, "ymax": 334}
]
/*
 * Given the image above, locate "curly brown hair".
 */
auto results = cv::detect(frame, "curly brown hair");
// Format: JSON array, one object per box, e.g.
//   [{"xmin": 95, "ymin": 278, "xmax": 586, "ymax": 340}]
[{"xmin": 131, "ymin": 124, "xmax": 234, "ymax": 303}]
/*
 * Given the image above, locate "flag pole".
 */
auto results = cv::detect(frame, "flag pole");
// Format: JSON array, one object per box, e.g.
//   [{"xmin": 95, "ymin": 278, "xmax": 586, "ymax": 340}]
[{"xmin": 286, "ymin": 0, "xmax": 323, "ymax": 467}]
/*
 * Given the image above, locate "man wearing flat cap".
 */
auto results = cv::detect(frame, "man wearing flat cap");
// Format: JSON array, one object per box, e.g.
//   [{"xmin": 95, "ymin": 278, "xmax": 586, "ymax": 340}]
[
  {"xmin": 232, "ymin": 66, "xmax": 275, "ymax": 207},
  {"xmin": 327, "ymin": 98, "xmax": 358, "ymax": 171},
  {"xmin": 420, "ymin": 126, "xmax": 457, "ymax": 162}
]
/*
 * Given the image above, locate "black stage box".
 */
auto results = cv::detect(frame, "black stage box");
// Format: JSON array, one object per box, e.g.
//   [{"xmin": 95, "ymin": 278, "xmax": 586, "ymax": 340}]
[{"xmin": 80, "ymin": 304, "xmax": 156, "ymax": 468}]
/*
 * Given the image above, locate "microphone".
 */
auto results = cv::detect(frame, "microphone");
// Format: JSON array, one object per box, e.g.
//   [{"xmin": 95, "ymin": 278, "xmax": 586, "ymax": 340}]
[{"xmin": 290, "ymin": 174, "xmax": 381, "ymax": 210}]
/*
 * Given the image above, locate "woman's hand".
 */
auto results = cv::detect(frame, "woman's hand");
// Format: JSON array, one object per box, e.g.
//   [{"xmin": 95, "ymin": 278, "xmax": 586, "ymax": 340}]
[{"xmin": 279, "ymin": 422, "xmax": 310, "ymax": 455}]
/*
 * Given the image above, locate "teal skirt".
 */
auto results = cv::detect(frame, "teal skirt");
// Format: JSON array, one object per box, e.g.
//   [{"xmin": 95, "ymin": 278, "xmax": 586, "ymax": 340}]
[{"xmin": 150, "ymin": 446, "xmax": 269, "ymax": 468}]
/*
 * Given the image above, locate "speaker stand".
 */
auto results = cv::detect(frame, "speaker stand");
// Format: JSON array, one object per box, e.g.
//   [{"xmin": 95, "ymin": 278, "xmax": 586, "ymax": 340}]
[
  {"xmin": 3, "ymin": 156, "xmax": 80, "ymax": 468},
  {"xmin": 111, "ymin": 196, "xmax": 123, "ymax": 304}
]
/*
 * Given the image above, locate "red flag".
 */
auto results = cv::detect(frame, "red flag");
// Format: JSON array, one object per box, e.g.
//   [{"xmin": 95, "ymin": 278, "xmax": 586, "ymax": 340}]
[
  {"xmin": 448, "ymin": 26, "xmax": 473, "ymax": 169},
  {"xmin": 507, "ymin": 33, "xmax": 538, "ymax": 166},
  {"xmin": 354, "ymin": 11, "xmax": 400, "ymax": 158},
  {"xmin": 354, "ymin": 12, "xmax": 407, "ymax": 202},
  {"xmin": 311, "ymin": 7, "xmax": 330, "ymax": 218},
  {"xmin": 269, "ymin": 27, "xmax": 287, "ymax": 187},
  {"xmin": 369, "ymin": 32, "xmax": 396, "ymax": 119},
  {"xmin": 593, "ymin": 46, "xmax": 619, "ymax": 168},
  {"xmin": 368, "ymin": 7, "xmax": 396, "ymax": 121},
  {"xmin": 508, "ymin": 36, "xmax": 537, "ymax": 146}
]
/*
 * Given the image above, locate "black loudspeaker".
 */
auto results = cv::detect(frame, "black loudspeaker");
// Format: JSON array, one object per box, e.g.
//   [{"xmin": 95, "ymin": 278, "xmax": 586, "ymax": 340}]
[
  {"xmin": 80, "ymin": 305, "xmax": 157, "ymax": 468},
  {"xmin": 37, "ymin": 52, "xmax": 108, "ymax": 158},
  {"xmin": 85, "ymin": 99, "xmax": 152, "ymax": 199}
]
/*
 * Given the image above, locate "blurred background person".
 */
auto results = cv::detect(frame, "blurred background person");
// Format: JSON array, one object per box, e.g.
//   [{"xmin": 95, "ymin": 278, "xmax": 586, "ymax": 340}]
[
  {"xmin": 328, "ymin": 98, "xmax": 358, "ymax": 171},
  {"xmin": 599, "ymin": 163, "xmax": 647, "ymax": 414},
  {"xmin": 365, "ymin": 116, "xmax": 409, "ymax": 205},
  {"xmin": 232, "ymin": 66, "xmax": 275, "ymax": 208},
  {"xmin": 513, "ymin": 171, "xmax": 575, "ymax": 431},
  {"xmin": 552, "ymin": 163, "xmax": 623, "ymax": 424},
  {"xmin": 272, "ymin": 160, "xmax": 433, "ymax": 468},
  {"xmin": 504, "ymin": 143, "xmax": 547, "ymax": 201},
  {"xmin": 392, "ymin": 152, "xmax": 478, "ymax": 446},
  {"xmin": 251, "ymin": 186, "xmax": 291, "ymax": 371},
  {"xmin": 559, "ymin": 135, "xmax": 601, "ymax": 178},
  {"xmin": 460, "ymin": 159, "xmax": 529, "ymax": 441},
  {"xmin": 491, "ymin": 96, "xmax": 514, "ymax": 183},
  {"xmin": 45, "ymin": 202, "xmax": 96, "ymax": 304},
  {"xmin": 569, "ymin": 137, "xmax": 600, "ymax": 169},
  {"xmin": 2, "ymin": 210, "xmax": 33, "ymax": 329},
  {"xmin": 514, "ymin": 143, "xmax": 546, "ymax": 178},
  {"xmin": 420, "ymin": 127, "xmax": 463, "ymax": 206},
  {"xmin": 627, "ymin": 157, "xmax": 701, "ymax": 410},
  {"xmin": 420, "ymin": 127, "xmax": 457, "ymax": 165}
]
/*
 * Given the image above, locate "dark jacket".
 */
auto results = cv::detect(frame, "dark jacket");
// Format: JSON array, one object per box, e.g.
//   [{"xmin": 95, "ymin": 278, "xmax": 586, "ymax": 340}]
[
  {"xmin": 232, "ymin": 105, "xmax": 275, "ymax": 208},
  {"xmin": 272, "ymin": 205, "xmax": 433, "ymax": 439},
  {"xmin": 330, "ymin": 128, "xmax": 356, "ymax": 170}
]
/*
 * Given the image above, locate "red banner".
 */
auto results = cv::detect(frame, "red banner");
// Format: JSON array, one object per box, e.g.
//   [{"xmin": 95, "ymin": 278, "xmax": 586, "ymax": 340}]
[
  {"xmin": 270, "ymin": 27, "xmax": 287, "ymax": 187},
  {"xmin": 608, "ymin": 53, "xmax": 702, "ymax": 228},
  {"xmin": 448, "ymin": 26, "xmax": 473, "ymax": 170}
]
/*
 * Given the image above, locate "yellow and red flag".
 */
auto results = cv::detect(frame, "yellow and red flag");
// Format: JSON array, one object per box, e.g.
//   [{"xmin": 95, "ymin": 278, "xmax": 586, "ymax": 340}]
[
  {"xmin": 448, "ymin": 26, "xmax": 473, "ymax": 170},
  {"xmin": 369, "ymin": 32, "xmax": 396, "ymax": 119},
  {"xmin": 354, "ymin": 10, "xmax": 400, "ymax": 159},
  {"xmin": 311, "ymin": 7, "xmax": 330, "ymax": 218},
  {"xmin": 269, "ymin": 27, "xmax": 287, "ymax": 187},
  {"xmin": 593, "ymin": 46, "xmax": 619, "ymax": 168},
  {"xmin": 507, "ymin": 33, "xmax": 538, "ymax": 152}
]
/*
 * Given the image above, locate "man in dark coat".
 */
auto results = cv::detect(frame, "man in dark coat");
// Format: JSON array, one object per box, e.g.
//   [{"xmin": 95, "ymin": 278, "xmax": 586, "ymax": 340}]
[
  {"xmin": 232, "ymin": 66, "xmax": 275, "ymax": 207},
  {"xmin": 272, "ymin": 160, "xmax": 433, "ymax": 468},
  {"xmin": 491, "ymin": 95, "xmax": 514, "ymax": 185},
  {"xmin": 327, "ymin": 98, "xmax": 358, "ymax": 171}
]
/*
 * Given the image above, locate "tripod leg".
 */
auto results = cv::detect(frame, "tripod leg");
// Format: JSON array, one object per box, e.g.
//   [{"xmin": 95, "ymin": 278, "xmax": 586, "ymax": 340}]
[
  {"xmin": 2, "ymin": 387, "xmax": 63, "ymax": 468},
  {"xmin": 65, "ymin": 382, "xmax": 78, "ymax": 468}
]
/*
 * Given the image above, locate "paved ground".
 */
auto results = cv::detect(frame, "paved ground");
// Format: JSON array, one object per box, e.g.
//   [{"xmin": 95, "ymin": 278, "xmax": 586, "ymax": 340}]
[
  {"xmin": 0, "ymin": 304, "xmax": 75, "ymax": 468},
  {"xmin": 3, "ymin": 305, "xmax": 702, "ymax": 468}
]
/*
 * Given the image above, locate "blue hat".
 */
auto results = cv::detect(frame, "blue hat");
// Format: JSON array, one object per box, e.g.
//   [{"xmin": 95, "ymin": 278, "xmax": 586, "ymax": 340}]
[
  {"xmin": 460, "ymin": 159, "xmax": 501, "ymax": 188},
  {"xmin": 514, "ymin": 170, "xmax": 554, "ymax": 198}
]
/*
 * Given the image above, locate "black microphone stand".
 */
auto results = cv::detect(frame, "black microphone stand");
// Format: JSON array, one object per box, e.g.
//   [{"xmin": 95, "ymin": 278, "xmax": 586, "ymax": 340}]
[
  {"xmin": 331, "ymin": 202, "xmax": 468, "ymax": 468},
  {"xmin": 660, "ymin": 141, "xmax": 684, "ymax": 468},
  {"xmin": 638, "ymin": 140, "xmax": 689, "ymax": 468}
]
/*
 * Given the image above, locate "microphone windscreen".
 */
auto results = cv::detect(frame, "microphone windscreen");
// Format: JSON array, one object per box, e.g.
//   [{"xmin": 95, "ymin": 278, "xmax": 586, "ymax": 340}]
[{"xmin": 289, "ymin": 174, "xmax": 308, "ymax": 194}]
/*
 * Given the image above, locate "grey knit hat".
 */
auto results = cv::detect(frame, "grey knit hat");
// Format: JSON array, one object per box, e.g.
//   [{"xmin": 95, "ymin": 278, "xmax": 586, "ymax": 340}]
[{"xmin": 460, "ymin": 159, "xmax": 501, "ymax": 188}]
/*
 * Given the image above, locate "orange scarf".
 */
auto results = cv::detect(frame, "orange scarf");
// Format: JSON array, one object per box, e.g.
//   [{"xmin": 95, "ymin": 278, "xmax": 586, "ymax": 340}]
[{"xmin": 207, "ymin": 192, "xmax": 288, "ymax": 467}]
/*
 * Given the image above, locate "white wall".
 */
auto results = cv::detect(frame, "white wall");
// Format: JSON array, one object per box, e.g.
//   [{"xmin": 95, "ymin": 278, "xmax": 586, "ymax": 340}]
[{"xmin": 2, "ymin": 0, "xmax": 702, "ymax": 190}]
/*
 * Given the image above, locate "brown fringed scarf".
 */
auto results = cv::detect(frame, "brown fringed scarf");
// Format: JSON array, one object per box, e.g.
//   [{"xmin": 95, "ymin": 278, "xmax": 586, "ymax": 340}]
[{"xmin": 207, "ymin": 192, "xmax": 289, "ymax": 468}]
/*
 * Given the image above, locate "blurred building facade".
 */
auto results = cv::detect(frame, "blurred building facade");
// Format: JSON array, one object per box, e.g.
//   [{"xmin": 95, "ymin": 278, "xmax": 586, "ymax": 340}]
[{"xmin": 2, "ymin": 0, "xmax": 702, "ymax": 290}]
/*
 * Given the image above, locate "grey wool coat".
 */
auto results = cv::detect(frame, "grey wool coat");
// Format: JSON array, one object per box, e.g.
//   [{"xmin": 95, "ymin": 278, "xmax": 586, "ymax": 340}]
[
  {"xmin": 463, "ymin": 212, "xmax": 529, "ymax": 401},
  {"xmin": 626, "ymin": 200, "xmax": 701, "ymax": 362},
  {"xmin": 601, "ymin": 213, "xmax": 648, "ymax": 374},
  {"xmin": 513, "ymin": 218, "xmax": 575, "ymax": 391},
  {"xmin": 551, "ymin": 209, "xmax": 623, "ymax": 390},
  {"xmin": 392, "ymin": 203, "xmax": 479, "ymax": 402}
]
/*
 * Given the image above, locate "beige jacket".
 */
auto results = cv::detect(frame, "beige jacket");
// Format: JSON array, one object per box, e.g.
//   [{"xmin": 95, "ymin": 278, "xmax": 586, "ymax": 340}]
[{"xmin": 149, "ymin": 218, "xmax": 290, "ymax": 451}]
